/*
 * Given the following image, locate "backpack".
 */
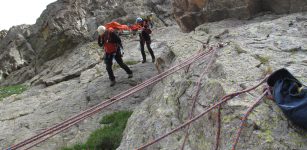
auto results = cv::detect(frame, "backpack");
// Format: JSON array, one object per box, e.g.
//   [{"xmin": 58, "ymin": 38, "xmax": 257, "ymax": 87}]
[
  {"xmin": 268, "ymin": 68, "xmax": 307, "ymax": 129},
  {"xmin": 102, "ymin": 31, "xmax": 118, "ymax": 54}
]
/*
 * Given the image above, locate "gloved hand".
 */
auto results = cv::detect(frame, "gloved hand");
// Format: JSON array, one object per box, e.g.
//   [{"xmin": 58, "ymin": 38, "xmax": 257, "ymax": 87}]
[{"xmin": 120, "ymin": 48, "xmax": 125, "ymax": 56}]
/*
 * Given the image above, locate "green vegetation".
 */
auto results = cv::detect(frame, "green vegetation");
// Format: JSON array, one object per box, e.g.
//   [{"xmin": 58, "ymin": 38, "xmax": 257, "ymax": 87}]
[
  {"xmin": 62, "ymin": 144, "xmax": 87, "ymax": 150},
  {"xmin": 0, "ymin": 85, "xmax": 27, "ymax": 101},
  {"xmin": 258, "ymin": 129, "xmax": 274, "ymax": 143},
  {"xmin": 113, "ymin": 60, "xmax": 139, "ymax": 70},
  {"xmin": 125, "ymin": 60, "xmax": 139, "ymax": 66},
  {"xmin": 62, "ymin": 111, "xmax": 133, "ymax": 150}
]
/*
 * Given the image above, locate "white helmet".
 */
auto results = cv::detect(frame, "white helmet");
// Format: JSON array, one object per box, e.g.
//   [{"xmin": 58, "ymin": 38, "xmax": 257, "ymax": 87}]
[{"xmin": 97, "ymin": 25, "xmax": 106, "ymax": 35}]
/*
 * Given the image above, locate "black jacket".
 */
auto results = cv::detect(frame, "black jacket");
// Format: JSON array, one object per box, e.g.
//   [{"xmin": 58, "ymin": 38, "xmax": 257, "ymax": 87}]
[{"xmin": 140, "ymin": 28, "xmax": 151, "ymax": 42}]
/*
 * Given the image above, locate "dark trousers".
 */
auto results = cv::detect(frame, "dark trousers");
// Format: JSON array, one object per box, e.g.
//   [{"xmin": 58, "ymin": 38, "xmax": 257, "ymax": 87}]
[
  {"xmin": 140, "ymin": 40, "xmax": 155, "ymax": 61},
  {"xmin": 105, "ymin": 50, "xmax": 132, "ymax": 81}
]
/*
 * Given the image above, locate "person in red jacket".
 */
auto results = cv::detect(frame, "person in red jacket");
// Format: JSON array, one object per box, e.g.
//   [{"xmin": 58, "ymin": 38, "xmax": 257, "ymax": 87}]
[{"xmin": 97, "ymin": 25, "xmax": 133, "ymax": 87}]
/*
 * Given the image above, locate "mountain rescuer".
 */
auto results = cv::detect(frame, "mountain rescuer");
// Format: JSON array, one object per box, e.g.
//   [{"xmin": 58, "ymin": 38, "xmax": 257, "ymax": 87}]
[
  {"xmin": 97, "ymin": 25, "xmax": 133, "ymax": 87},
  {"xmin": 136, "ymin": 18, "xmax": 155, "ymax": 63}
]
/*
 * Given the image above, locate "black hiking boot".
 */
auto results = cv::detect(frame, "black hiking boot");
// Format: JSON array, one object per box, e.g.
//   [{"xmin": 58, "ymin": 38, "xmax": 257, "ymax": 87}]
[
  {"xmin": 128, "ymin": 73, "xmax": 133, "ymax": 78},
  {"xmin": 142, "ymin": 60, "xmax": 146, "ymax": 63},
  {"xmin": 110, "ymin": 80, "xmax": 116, "ymax": 87}
]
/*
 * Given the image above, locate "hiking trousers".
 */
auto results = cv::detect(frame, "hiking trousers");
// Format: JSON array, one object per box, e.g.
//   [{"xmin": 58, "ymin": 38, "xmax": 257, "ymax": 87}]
[
  {"xmin": 105, "ymin": 50, "xmax": 132, "ymax": 81},
  {"xmin": 140, "ymin": 40, "xmax": 155, "ymax": 62}
]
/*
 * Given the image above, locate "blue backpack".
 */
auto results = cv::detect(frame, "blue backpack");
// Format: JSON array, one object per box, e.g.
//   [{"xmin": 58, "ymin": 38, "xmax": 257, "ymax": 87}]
[{"xmin": 268, "ymin": 68, "xmax": 307, "ymax": 129}]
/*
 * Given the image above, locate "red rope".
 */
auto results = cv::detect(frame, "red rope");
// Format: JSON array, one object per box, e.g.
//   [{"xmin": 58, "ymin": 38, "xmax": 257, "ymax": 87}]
[
  {"xmin": 136, "ymin": 77, "xmax": 267, "ymax": 150},
  {"xmin": 23, "ymin": 52, "xmax": 212, "ymax": 149},
  {"xmin": 8, "ymin": 46, "xmax": 217, "ymax": 150},
  {"xmin": 180, "ymin": 46, "xmax": 216, "ymax": 150},
  {"xmin": 215, "ymin": 105, "xmax": 221, "ymax": 150},
  {"xmin": 231, "ymin": 90, "xmax": 268, "ymax": 150}
]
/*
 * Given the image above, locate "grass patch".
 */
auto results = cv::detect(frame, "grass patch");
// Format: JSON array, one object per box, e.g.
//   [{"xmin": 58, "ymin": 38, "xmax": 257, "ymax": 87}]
[
  {"xmin": 62, "ymin": 144, "xmax": 87, "ymax": 150},
  {"xmin": 113, "ymin": 60, "xmax": 139, "ymax": 70},
  {"xmin": 0, "ymin": 85, "xmax": 27, "ymax": 101},
  {"xmin": 62, "ymin": 111, "xmax": 133, "ymax": 150},
  {"xmin": 125, "ymin": 60, "xmax": 139, "ymax": 66}
]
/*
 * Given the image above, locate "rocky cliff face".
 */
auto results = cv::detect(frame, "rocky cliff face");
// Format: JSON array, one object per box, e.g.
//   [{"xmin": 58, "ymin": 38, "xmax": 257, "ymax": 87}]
[
  {"xmin": 0, "ymin": 0, "xmax": 307, "ymax": 150},
  {"xmin": 0, "ymin": 30, "xmax": 7, "ymax": 40},
  {"xmin": 0, "ymin": 35, "xmax": 175, "ymax": 149},
  {"xmin": 0, "ymin": 0, "xmax": 174, "ymax": 148},
  {"xmin": 173, "ymin": 0, "xmax": 307, "ymax": 32},
  {"xmin": 118, "ymin": 13, "xmax": 307, "ymax": 149},
  {"xmin": 0, "ymin": 0, "xmax": 173, "ymax": 85},
  {"xmin": 0, "ymin": 25, "xmax": 35, "ymax": 84}
]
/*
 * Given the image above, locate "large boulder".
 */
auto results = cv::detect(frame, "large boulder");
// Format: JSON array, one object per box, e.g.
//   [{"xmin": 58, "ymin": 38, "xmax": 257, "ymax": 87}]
[
  {"xmin": 173, "ymin": 0, "xmax": 307, "ymax": 32},
  {"xmin": 0, "ymin": 25, "xmax": 35, "ymax": 84},
  {"xmin": 29, "ymin": 0, "xmax": 92, "ymax": 67},
  {"xmin": 263, "ymin": 0, "xmax": 307, "ymax": 14}
]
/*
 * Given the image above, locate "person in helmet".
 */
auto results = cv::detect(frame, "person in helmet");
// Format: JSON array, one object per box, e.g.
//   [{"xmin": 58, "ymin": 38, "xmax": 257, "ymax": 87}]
[
  {"xmin": 97, "ymin": 25, "xmax": 133, "ymax": 87},
  {"xmin": 138, "ymin": 21, "xmax": 155, "ymax": 63}
]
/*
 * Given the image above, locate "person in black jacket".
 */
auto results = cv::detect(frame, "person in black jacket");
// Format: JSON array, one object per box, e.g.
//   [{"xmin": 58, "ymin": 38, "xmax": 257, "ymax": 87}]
[
  {"xmin": 97, "ymin": 26, "xmax": 133, "ymax": 87},
  {"xmin": 138, "ymin": 22, "xmax": 155, "ymax": 63}
]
